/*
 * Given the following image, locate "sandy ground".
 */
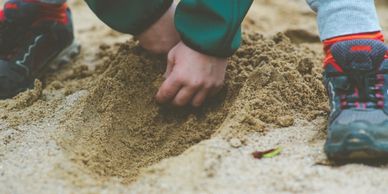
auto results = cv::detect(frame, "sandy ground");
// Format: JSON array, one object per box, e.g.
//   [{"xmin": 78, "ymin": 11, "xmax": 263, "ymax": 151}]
[{"xmin": 1, "ymin": 0, "xmax": 388, "ymax": 193}]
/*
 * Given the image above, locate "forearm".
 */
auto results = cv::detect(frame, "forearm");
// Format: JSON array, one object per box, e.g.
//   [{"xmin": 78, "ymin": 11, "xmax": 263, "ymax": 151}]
[
  {"xmin": 307, "ymin": 0, "xmax": 381, "ymax": 40},
  {"xmin": 85, "ymin": 0, "xmax": 173, "ymax": 35},
  {"xmin": 175, "ymin": 0, "xmax": 253, "ymax": 58}
]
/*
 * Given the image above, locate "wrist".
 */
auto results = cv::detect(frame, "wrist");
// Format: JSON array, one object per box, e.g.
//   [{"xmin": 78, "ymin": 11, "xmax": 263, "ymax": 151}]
[
  {"xmin": 180, "ymin": 41, "xmax": 228, "ymax": 62},
  {"xmin": 137, "ymin": 3, "xmax": 180, "ymax": 54}
]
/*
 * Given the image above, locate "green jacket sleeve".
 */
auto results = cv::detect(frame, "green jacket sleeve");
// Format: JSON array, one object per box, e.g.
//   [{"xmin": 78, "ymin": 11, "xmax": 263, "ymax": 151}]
[
  {"xmin": 175, "ymin": 0, "xmax": 253, "ymax": 58},
  {"xmin": 85, "ymin": 0, "xmax": 173, "ymax": 35},
  {"xmin": 85, "ymin": 0, "xmax": 253, "ymax": 57}
]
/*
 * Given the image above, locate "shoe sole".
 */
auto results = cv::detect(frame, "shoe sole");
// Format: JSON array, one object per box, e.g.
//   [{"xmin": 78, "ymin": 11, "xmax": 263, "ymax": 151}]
[
  {"xmin": 325, "ymin": 128, "xmax": 388, "ymax": 160},
  {"xmin": 36, "ymin": 41, "xmax": 81, "ymax": 87}
]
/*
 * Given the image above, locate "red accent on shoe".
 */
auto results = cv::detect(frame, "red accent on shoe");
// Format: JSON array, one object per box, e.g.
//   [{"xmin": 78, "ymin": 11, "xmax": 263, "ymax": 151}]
[
  {"xmin": 20, "ymin": 0, "xmax": 69, "ymax": 25},
  {"xmin": 323, "ymin": 32, "xmax": 385, "ymax": 72},
  {"xmin": 323, "ymin": 51, "xmax": 344, "ymax": 73},
  {"xmin": 354, "ymin": 87, "xmax": 360, "ymax": 109},
  {"xmin": 324, "ymin": 32, "xmax": 385, "ymax": 53},
  {"xmin": 376, "ymin": 74, "xmax": 385, "ymax": 109},
  {"xmin": 35, "ymin": 3, "xmax": 68, "ymax": 25},
  {"xmin": 4, "ymin": 3, "xmax": 18, "ymax": 10},
  {"xmin": 3, "ymin": 1, "xmax": 68, "ymax": 25},
  {"xmin": 351, "ymin": 45, "xmax": 372, "ymax": 52},
  {"xmin": 0, "ymin": 10, "xmax": 5, "ymax": 22}
]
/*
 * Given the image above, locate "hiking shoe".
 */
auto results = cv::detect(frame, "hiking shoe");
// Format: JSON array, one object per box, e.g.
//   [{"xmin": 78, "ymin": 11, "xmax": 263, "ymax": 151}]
[
  {"xmin": 0, "ymin": 0, "xmax": 80, "ymax": 99},
  {"xmin": 323, "ymin": 39, "xmax": 388, "ymax": 160}
]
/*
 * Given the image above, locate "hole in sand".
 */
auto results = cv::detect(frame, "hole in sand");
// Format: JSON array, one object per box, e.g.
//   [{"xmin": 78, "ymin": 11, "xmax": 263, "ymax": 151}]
[
  {"xmin": 58, "ymin": 32, "xmax": 327, "ymax": 183},
  {"xmin": 58, "ymin": 42, "xmax": 241, "ymax": 183}
]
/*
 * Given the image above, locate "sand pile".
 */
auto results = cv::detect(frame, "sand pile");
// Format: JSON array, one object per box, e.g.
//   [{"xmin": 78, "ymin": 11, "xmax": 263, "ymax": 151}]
[
  {"xmin": 228, "ymin": 33, "xmax": 328, "ymax": 130},
  {"xmin": 53, "ymin": 32, "xmax": 328, "ymax": 183}
]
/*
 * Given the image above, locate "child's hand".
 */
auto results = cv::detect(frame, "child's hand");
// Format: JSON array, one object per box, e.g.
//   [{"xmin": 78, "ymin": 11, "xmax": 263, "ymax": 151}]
[
  {"xmin": 136, "ymin": 3, "xmax": 180, "ymax": 54},
  {"xmin": 156, "ymin": 42, "xmax": 227, "ymax": 107}
]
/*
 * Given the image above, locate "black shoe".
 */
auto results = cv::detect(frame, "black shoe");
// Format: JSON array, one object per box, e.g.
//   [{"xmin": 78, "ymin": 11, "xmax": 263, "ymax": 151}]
[{"xmin": 0, "ymin": 1, "xmax": 80, "ymax": 99}]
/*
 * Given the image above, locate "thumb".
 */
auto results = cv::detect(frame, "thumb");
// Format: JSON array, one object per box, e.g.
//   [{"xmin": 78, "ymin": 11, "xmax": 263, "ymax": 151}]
[{"xmin": 164, "ymin": 51, "xmax": 175, "ymax": 78}]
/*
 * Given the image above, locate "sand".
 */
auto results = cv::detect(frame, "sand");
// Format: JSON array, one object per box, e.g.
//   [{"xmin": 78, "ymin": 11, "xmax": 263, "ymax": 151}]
[{"xmin": 1, "ymin": 0, "xmax": 388, "ymax": 193}]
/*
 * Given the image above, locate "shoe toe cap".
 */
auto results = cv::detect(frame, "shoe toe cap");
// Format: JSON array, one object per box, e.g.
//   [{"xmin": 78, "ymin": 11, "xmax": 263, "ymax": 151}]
[
  {"xmin": 0, "ymin": 60, "xmax": 28, "ymax": 99},
  {"xmin": 329, "ymin": 110, "xmax": 388, "ymax": 143}
]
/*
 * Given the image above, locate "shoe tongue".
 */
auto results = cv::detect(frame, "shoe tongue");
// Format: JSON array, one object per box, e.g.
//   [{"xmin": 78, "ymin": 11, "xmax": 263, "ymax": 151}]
[{"xmin": 331, "ymin": 39, "xmax": 387, "ymax": 72}]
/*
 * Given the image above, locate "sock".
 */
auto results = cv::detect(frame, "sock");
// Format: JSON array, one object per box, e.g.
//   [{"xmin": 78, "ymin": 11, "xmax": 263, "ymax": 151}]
[
  {"xmin": 1, "ymin": 0, "xmax": 68, "ymax": 24},
  {"xmin": 323, "ymin": 31, "xmax": 385, "ymax": 71}
]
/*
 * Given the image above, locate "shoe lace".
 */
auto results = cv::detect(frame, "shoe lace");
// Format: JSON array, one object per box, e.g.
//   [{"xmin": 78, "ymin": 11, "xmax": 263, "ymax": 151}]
[{"xmin": 339, "ymin": 72, "xmax": 384, "ymax": 109}]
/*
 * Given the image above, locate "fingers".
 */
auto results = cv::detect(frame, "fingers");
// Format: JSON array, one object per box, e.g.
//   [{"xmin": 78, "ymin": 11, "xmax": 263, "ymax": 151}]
[
  {"xmin": 156, "ymin": 75, "xmax": 182, "ymax": 104},
  {"xmin": 208, "ymin": 85, "xmax": 223, "ymax": 97},
  {"xmin": 191, "ymin": 88, "xmax": 209, "ymax": 107},
  {"xmin": 156, "ymin": 79, "xmax": 223, "ymax": 107},
  {"xmin": 191, "ymin": 83, "xmax": 224, "ymax": 107},
  {"xmin": 172, "ymin": 86, "xmax": 199, "ymax": 107},
  {"xmin": 164, "ymin": 52, "xmax": 175, "ymax": 78},
  {"xmin": 155, "ymin": 42, "xmax": 227, "ymax": 107}
]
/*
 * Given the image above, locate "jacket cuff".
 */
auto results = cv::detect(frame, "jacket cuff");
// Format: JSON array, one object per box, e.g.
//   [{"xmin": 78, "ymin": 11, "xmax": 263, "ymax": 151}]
[
  {"xmin": 174, "ymin": 0, "xmax": 252, "ymax": 58},
  {"xmin": 179, "ymin": 29, "xmax": 242, "ymax": 58}
]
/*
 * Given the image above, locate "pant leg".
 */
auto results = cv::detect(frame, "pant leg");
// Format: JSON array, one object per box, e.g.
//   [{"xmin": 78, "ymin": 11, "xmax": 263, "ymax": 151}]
[
  {"xmin": 85, "ymin": 0, "xmax": 173, "ymax": 36},
  {"xmin": 306, "ymin": 0, "xmax": 381, "ymax": 40}
]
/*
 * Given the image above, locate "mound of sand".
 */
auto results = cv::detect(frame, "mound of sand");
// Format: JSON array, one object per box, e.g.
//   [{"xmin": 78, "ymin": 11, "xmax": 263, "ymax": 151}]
[{"xmin": 54, "ymin": 32, "xmax": 328, "ymax": 183}]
